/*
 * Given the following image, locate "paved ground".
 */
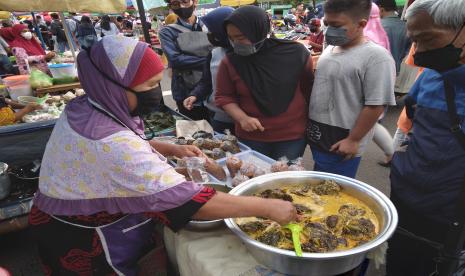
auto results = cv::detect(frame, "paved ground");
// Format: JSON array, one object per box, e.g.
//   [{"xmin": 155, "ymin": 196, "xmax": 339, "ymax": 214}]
[{"xmin": 0, "ymin": 72, "xmax": 402, "ymax": 275}]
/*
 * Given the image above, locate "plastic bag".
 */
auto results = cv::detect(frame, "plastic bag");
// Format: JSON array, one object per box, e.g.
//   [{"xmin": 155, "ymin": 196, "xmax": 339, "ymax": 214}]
[
  {"xmin": 30, "ymin": 69, "xmax": 53, "ymax": 89},
  {"xmin": 271, "ymin": 157, "xmax": 290, "ymax": 173},
  {"xmin": 288, "ymin": 157, "xmax": 305, "ymax": 171},
  {"xmin": 185, "ymin": 157, "xmax": 209, "ymax": 183}
]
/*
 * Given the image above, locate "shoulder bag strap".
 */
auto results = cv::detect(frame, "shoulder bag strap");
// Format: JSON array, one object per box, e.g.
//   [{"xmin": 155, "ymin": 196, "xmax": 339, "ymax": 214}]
[
  {"xmin": 439, "ymin": 78, "xmax": 465, "ymax": 276},
  {"xmin": 443, "ymin": 79, "xmax": 465, "ymax": 150}
]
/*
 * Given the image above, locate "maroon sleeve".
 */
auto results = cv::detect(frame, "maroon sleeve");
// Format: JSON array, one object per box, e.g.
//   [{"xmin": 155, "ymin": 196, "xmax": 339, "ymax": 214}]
[
  {"xmin": 215, "ymin": 58, "xmax": 239, "ymax": 108},
  {"xmin": 300, "ymin": 56, "xmax": 315, "ymax": 103}
]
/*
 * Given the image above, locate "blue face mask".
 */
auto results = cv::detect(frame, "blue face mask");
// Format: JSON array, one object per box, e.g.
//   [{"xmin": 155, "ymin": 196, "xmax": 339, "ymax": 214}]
[
  {"xmin": 230, "ymin": 39, "xmax": 265, "ymax": 56},
  {"xmin": 325, "ymin": 26, "xmax": 352, "ymax": 46}
]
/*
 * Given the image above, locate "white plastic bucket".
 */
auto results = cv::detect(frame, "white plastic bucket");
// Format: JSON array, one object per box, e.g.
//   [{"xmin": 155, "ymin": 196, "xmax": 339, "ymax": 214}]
[
  {"xmin": 8, "ymin": 85, "xmax": 33, "ymax": 101},
  {"xmin": 48, "ymin": 63, "xmax": 77, "ymax": 79}
]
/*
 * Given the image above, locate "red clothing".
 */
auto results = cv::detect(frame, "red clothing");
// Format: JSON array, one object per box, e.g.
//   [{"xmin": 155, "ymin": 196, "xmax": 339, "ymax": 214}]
[
  {"xmin": 215, "ymin": 56, "xmax": 314, "ymax": 142},
  {"xmin": 308, "ymin": 31, "xmax": 324, "ymax": 51},
  {"xmin": 10, "ymin": 24, "xmax": 45, "ymax": 56}
]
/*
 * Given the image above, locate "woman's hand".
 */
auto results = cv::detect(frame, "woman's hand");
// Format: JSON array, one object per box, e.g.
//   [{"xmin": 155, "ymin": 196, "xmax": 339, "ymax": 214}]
[
  {"xmin": 265, "ymin": 199, "xmax": 299, "ymax": 225},
  {"xmin": 239, "ymin": 116, "xmax": 265, "ymax": 132},
  {"xmin": 183, "ymin": 96, "xmax": 197, "ymax": 111},
  {"xmin": 171, "ymin": 144, "xmax": 204, "ymax": 158}
]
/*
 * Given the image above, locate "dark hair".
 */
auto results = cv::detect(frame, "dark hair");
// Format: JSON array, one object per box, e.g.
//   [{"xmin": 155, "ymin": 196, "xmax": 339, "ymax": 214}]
[
  {"xmin": 70, "ymin": 12, "xmax": 77, "ymax": 16},
  {"xmin": 81, "ymin": 15, "xmax": 92, "ymax": 25},
  {"xmin": 377, "ymin": 0, "xmax": 397, "ymax": 12},
  {"xmin": 51, "ymin": 13, "xmax": 59, "ymax": 20},
  {"xmin": 324, "ymin": 0, "xmax": 372, "ymax": 20},
  {"xmin": 117, "ymin": 16, "xmax": 123, "ymax": 22},
  {"xmin": 101, "ymin": 15, "xmax": 111, "ymax": 31},
  {"xmin": 36, "ymin": 15, "xmax": 42, "ymax": 19}
]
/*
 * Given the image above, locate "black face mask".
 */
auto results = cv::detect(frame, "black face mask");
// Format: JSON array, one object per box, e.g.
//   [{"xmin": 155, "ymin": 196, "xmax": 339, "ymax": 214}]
[
  {"xmin": 173, "ymin": 5, "xmax": 194, "ymax": 20},
  {"xmin": 414, "ymin": 25, "xmax": 465, "ymax": 72},
  {"xmin": 310, "ymin": 26, "xmax": 318, "ymax": 33},
  {"xmin": 130, "ymin": 85, "xmax": 163, "ymax": 117}
]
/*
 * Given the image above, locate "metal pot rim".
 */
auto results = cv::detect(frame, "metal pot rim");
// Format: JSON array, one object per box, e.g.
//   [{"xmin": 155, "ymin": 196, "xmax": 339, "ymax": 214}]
[{"xmin": 224, "ymin": 171, "xmax": 398, "ymax": 259}]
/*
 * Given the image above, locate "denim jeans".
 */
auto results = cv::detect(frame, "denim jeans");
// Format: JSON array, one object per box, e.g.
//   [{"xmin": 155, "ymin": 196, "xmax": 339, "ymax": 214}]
[
  {"xmin": 239, "ymin": 138, "xmax": 306, "ymax": 160},
  {"xmin": 311, "ymin": 148, "xmax": 362, "ymax": 178},
  {"xmin": 57, "ymin": 42, "xmax": 69, "ymax": 53}
]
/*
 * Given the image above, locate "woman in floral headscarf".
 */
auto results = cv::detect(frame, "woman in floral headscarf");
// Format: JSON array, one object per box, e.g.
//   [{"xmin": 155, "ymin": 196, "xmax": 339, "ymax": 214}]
[{"xmin": 29, "ymin": 36, "xmax": 298, "ymax": 275}]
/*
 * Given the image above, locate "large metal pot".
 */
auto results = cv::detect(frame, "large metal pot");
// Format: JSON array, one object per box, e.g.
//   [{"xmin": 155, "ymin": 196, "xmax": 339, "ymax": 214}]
[
  {"xmin": 224, "ymin": 171, "xmax": 398, "ymax": 276},
  {"xmin": 0, "ymin": 162, "xmax": 11, "ymax": 200}
]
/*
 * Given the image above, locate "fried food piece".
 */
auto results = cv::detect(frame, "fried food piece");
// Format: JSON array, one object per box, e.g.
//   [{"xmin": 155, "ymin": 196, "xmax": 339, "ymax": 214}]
[
  {"xmin": 325, "ymin": 215, "xmax": 340, "ymax": 229},
  {"xmin": 257, "ymin": 228, "xmax": 284, "ymax": 247},
  {"xmin": 226, "ymin": 156, "xmax": 242, "ymax": 177},
  {"xmin": 239, "ymin": 221, "xmax": 268, "ymax": 234},
  {"xmin": 312, "ymin": 180, "xmax": 341, "ymax": 196},
  {"xmin": 205, "ymin": 158, "xmax": 227, "ymax": 181},
  {"xmin": 221, "ymin": 140, "xmax": 241, "ymax": 154},
  {"xmin": 338, "ymin": 204, "xmax": 366, "ymax": 217},
  {"xmin": 232, "ymin": 173, "xmax": 249, "ymax": 187},
  {"xmin": 294, "ymin": 204, "xmax": 312, "ymax": 215},
  {"xmin": 342, "ymin": 218, "xmax": 376, "ymax": 241},
  {"xmin": 211, "ymin": 148, "xmax": 226, "ymax": 160},
  {"xmin": 270, "ymin": 160, "xmax": 289, "ymax": 173},
  {"xmin": 302, "ymin": 222, "xmax": 339, "ymax": 253},
  {"xmin": 240, "ymin": 162, "xmax": 257, "ymax": 178},
  {"xmin": 258, "ymin": 189, "xmax": 293, "ymax": 202}
]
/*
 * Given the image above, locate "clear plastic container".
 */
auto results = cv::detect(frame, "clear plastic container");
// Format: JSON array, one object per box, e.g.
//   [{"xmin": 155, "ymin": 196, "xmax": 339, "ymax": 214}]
[
  {"xmin": 48, "ymin": 63, "xmax": 77, "ymax": 79},
  {"xmin": 8, "ymin": 85, "xmax": 32, "ymax": 101}
]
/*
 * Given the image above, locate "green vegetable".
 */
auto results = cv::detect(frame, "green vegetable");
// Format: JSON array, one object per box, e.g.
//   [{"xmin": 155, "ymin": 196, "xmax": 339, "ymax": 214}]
[
  {"xmin": 52, "ymin": 76, "xmax": 79, "ymax": 85},
  {"xmin": 30, "ymin": 69, "xmax": 53, "ymax": 89}
]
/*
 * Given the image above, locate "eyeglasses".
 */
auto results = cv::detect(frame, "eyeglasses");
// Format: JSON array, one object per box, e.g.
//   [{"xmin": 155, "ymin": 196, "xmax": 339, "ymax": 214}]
[{"xmin": 168, "ymin": 0, "xmax": 191, "ymax": 10}]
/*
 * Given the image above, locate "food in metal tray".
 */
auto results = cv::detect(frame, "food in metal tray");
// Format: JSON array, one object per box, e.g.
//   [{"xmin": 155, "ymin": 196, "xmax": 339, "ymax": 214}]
[{"xmin": 236, "ymin": 180, "xmax": 379, "ymax": 253}]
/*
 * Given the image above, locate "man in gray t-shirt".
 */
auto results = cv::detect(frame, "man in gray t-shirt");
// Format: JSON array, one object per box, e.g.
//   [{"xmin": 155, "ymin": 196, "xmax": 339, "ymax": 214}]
[{"xmin": 307, "ymin": 0, "xmax": 396, "ymax": 178}]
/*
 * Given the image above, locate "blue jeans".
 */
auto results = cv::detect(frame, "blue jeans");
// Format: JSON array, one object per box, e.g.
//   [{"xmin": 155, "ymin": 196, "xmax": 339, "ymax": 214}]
[
  {"xmin": 240, "ymin": 138, "xmax": 306, "ymax": 160},
  {"xmin": 57, "ymin": 41, "xmax": 69, "ymax": 53},
  {"xmin": 311, "ymin": 148, "xmax": 361, "ymax": 178}
]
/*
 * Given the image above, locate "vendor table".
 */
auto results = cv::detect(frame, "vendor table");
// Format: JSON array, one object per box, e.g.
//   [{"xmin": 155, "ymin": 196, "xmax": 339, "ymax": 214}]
[
  {"xmin": 35, "ymin": 82, "xmax": 81, "ymax": 97},
  {"xmin": 164, "ymin": 226, "xmax": 368, "ymax": 276},
  {"xmin": 163, "ymin": 226, "xmax": 283, "ymax": 276}
]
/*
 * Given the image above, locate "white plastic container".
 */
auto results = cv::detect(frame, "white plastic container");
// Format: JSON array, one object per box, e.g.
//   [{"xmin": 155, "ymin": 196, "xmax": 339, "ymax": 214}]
[
  {"xmin": 48, "ymin": 63, "xmax": 77, "ymax": 79},
  {"xmin": 8, "ymin": 85, "xmax": 33, "ymax": 101}
]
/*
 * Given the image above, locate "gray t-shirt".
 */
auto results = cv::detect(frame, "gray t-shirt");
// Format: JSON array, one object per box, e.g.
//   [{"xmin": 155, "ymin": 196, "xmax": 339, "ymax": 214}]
[{"xmin": 308, "ymin": 41, "xmax": 396, "ymax": 155}]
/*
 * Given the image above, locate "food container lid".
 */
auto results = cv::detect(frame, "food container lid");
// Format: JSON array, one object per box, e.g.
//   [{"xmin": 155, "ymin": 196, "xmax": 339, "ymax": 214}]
[
  {"xmin": 48, "ymin": 63, "xmax": 74, "ymax": 68},
  {"xmin": 3, "ymin": 75, "xmax": 29, "ymax": 81}
]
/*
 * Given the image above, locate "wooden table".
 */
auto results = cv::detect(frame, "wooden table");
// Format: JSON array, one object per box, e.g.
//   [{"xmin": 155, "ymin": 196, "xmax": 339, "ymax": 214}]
[{"xmin": 34, "ymin": 82, "xmax": 81, "ymax": 97}]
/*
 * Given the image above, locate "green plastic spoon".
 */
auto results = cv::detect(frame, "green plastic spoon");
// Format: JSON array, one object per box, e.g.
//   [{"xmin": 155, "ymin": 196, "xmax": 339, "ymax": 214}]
[{"xmin": 284, "ymin": 223, "xmax": 303, "ymax": 257}]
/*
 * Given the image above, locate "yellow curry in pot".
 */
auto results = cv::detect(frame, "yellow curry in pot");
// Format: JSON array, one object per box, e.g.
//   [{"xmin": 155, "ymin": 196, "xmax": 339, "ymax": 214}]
[{"xmin": 236, "ymin": 180, "xmax": 379, "ymax": 253}]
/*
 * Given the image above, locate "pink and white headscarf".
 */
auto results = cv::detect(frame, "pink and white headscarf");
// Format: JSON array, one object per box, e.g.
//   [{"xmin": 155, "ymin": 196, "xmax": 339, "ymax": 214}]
[{"xmin": 364, "ymin": 3, "xmax": 391, "ymax": 51}]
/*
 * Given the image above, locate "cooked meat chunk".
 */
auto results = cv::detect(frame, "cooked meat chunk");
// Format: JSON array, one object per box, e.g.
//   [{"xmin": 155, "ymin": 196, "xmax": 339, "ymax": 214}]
[
  {"xmin": 294, "ymin": 204, "xmax": 312, "ymax": 215},
  {"xmin": 259, "ymin": 189, "xmax": 293, "ymax": 202},
  {"xmin": 338, "ymin": 204, "xmax": 366, "ymax": 217},
  {"xmin": 325, "ymin": 215, "xmax": 340, "ymax": 229},
  {"xmin": 312, "ymin": 180, "xmax": 341, "ymax": 196},
  {"xmin": 257, "ymin": 228, "xmax": 283, "ymax": 247},
  {"xmin": 342, "ymin": 218, "xmax": 376, "ymax": 241},
  {"xmin": 239, "ymin": 221, "xmax": 267, "ymax": 234},
  {"xmin": 302, "ymin": 222, "xmax": 338, "ymax": 252}
]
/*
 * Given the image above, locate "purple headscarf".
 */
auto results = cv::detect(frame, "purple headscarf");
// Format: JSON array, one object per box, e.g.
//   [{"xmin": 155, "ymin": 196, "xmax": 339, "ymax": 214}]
[{"xmin": 66, "ymin": 36, "xmax": 147, "ymax": 140}]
